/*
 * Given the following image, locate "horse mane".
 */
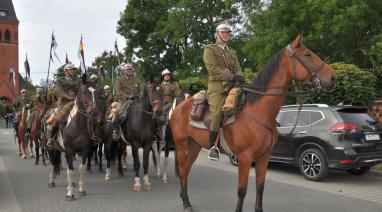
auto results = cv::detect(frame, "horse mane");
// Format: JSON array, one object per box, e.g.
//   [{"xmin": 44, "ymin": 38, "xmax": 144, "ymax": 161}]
[{"xmin": 246, "ymin": 47, "xmax": 286, "ymax": 103}]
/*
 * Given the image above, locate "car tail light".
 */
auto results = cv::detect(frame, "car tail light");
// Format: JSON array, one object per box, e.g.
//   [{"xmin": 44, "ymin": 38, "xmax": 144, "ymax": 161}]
[
  {"xmin": 329, "ymin": 123, "xmax": 358, "ymax": 133},
  {"xmin": 339, "ymin": 159, "xmax": 354, "ymax": 164}
]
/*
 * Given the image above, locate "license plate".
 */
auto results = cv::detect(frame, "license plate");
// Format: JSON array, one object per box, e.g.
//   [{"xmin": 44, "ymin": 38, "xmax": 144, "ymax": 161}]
[{"xmin": 365, "ymin": 134, "xmax": 380, "ymax": 141}]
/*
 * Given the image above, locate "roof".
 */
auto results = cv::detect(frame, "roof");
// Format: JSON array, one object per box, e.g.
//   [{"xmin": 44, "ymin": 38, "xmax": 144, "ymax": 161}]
[{"xmin": 0, "ymin": 0, "xmax": 19, "ymax": 23}]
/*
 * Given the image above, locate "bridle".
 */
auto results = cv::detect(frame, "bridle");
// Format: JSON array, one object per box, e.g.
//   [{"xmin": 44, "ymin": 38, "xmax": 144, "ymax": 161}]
[
  {"xmin": 141, "ymin": 84, "xmax": 161, "ymax": 117},
  {"xmin": 239, "ymin": 43, "xmax": 328, "ymax": 157}
]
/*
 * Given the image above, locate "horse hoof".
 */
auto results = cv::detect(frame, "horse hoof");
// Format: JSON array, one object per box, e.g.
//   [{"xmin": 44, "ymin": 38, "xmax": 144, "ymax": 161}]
[
  {"xmin": 184, "ymin": 206, "xmax": 194, "ymax": 212},
  {"xmin": 155, "ymin": 174, "xmax": 161, "ymax": 179},
  {"xmin": 255, "ymin": 208, "xmax": 263, "ymax": 212},
  {"xmin": 30, "ymin": 154, "xmax": 35, "ymax": 158},
  {"xmin": 162, "ymin": 178, "xmax": 168, "ymax": 184},
  {"xmin": 79, "ymin": 191, "xmax": 87, "ymax": 196},
  {"xmin": 143, "ymin": 183, "xmax": 151, "ymax": 191},
  {"xmin": 133, "ymin": 185, "xmax": 142, "ymax": 192},
  {"xmin": 66, "ymin": 195, "xmax": 75, "ymax": 201},
  {"xmin": 17, "ymin": 152, "xmax": 22, "ymax": 156},
  {"xmin": 48, "ymin": 182, "xmax": 55, "ymax": 188},
  {"xmin": 105, "ymin": 176, "xmax": 112, "ymax": 181},
  {"xmin": 21, "ymin": 155, "xmax": 27, "ymax": 159}
]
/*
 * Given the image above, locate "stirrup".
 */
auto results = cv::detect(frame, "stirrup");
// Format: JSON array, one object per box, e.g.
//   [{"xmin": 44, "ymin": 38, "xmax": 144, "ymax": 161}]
[{"xmin": 208, "ymin": 146, "xmax": 220, "ymax": 161}]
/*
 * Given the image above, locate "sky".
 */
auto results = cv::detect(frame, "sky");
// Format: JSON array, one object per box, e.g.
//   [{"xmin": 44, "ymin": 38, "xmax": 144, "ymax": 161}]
[{"xmin": 13, "ymin": 0, "xmax": 127, "ymax": 85}]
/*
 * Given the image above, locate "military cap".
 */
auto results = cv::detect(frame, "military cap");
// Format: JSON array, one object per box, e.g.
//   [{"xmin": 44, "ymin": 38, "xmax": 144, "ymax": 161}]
[
  {"xmin": 90, "ymin": 74, "xmax": 98, "ymax": 80},
  {"xmin": 216, "ymin": 21, "xmax": 232, "ymax": 32},
  {"xmin": 162, "ymin": 68, "xmax": 171, "ymax": 76},
  {"xmin": 64, "ymin": 63, "xmax": 76, "ymax": 70},
  {"xmin": 20, "ymin": 89, "xmax": 27, "ymax": 94},
  {"xmin": 104, "ymin": 85, "xmax": 110, "ymax": 90},
  {"xmin": 122, "ymin": 63, "xmax": 133, "ymax": 70},
  {"xmin": 36, "ymin": 87, "xmax": 44, "ymax": 93}
]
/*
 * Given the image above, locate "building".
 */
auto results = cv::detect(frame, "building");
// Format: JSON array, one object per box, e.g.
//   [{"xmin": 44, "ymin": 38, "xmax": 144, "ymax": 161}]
[{"xmin": 0, "ymin": 0, "xmax": 19, "ymax": 104}]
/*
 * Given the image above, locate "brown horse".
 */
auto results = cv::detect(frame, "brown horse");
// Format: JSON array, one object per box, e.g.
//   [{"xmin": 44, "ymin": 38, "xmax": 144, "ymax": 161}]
[
  {"xmin": 17, "ymin": 106, "xmax": 31, "ymax": 159},
  {"xmin": 30, "ymin": 96, "xmax": 47, "ymax": 165},
  {"xmin": 170, "ymin": 35, "xmax": 336, "ymax": 212}
]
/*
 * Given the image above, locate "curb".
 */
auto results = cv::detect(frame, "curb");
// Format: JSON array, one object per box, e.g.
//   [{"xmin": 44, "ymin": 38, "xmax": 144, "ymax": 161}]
[{"xmin": 369, "ymin": 169, "xmax": 382, "ymax": 176}]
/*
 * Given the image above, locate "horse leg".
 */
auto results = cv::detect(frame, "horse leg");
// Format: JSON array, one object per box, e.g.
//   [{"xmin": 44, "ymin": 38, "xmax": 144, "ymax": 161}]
[
  {"xmin": 131, "ymin": 145, "xmax": 141, "ymax": 192},
  {"xmin": 105, "ymin": 158, "xmax": 112, "ymax": 181},
  {"xmin": 86, "ymin": 152, "xmax": 92, "ymax": 172},
  {"xmin": 143, "ymin": 144, "xmax": 152, "ymax": 191},
  {"xmin": 162, "ymin": 142, "xmax": 170, "ymax": 184},
  {"xmin": 65, "ymin": 153, "xmax": 75, "ymax": 201},
  {"xmin": 78, "ymin": 156, "xmax": 87, "ymax": 196},
  {"xmin": 235, "ymin": 153, "xmax": 252, "ymax": 212},
  {"xmin": 48, "ymin": 149, "xmax": 61, "ymax": 188},
  {"xmin": 35, "ymin": 138, "xmax": 40, "ymax": 165},
  {"xmin": 98, "ymin": 142, "xmax": 103, "ymax": 172},
  {"xmin": 122, "ymin": 146, "xmax": 128, "ymax": 169},
  {"xmin": 94, "ymin": 144, "xmax": 98, "ymax": 165},
  {"xmin": 152, "ymin": 139, "xmax": 161, "ymax": 179},
  {"xmin": 117, "ymin": 142, "xmax": 124, "ymax": 176},
  {"xmin": 253, "ymin": 154, "xmax": 270, "ymax": 212}
]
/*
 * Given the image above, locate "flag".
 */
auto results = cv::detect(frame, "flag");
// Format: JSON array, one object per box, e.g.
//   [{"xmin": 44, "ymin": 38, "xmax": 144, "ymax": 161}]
[
  {"xmin": 50, "ymin": 34, "xmax": 61, "ymax": 63},
  {"xmin": 9, "ymin": 65, "xmax": 16, "ymax": 86},
  {"xmin": 114, "ymin": 39, "xmax": 121, "ymax": 65},
  {"xmin": 24, "ymin": 55, "xmax": 30, "ymax": 78},
  {"xmin": 78, "ymin": 36, "xmax": 86, "ymax": 73},
  {"xmin": 99, "ymin": 65, "xmax": 105, "ymax": 81}
]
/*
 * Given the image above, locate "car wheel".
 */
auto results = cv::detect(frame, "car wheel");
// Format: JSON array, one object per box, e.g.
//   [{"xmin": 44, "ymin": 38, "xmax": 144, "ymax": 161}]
[
  {"xmin": 347, "ymin": 166, "xmax": 371, "ymax": 175},
  {"xmin": 298, "ymin": 148, "xmax": 328, "ymax": 181},
  {"xmin": 229, "ymin": 154, "xmax": 239, "ymax": 166}
]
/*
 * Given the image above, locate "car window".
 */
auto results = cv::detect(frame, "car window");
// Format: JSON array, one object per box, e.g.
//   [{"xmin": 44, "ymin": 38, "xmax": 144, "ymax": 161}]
[
  {"xmin": 276, "ymin": 111, "xmax": 285, "ymax": 125},
  {"xmin": 310, "ymin": 111, "xmax": 323, "ymax": 123},
  {"xmin": 281, "ymin": 111, "xmax": 310, "ymax": 127}
]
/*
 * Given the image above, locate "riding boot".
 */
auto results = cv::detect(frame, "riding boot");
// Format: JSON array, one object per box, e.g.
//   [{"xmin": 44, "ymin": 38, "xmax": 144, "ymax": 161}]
[
  {"xmin": 208, "ymin": 130, "xmax": 220, "ymax": 161},
  {"xmin": 112, "ymin": 116, "xmax": 120, "ymax": 141},
  {"xmin": 47, "ymin": 125, "xmax": 59, "ymax": 150}
]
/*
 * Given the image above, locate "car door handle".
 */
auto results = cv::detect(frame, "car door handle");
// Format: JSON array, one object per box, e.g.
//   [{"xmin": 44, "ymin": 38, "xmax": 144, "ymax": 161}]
[{"xmin": 297, "ymin": 131, "xmax": 307, "ymax": 134}]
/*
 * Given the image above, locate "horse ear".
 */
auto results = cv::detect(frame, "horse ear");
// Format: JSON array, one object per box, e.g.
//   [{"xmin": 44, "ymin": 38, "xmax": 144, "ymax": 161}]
[{"xmin": 291, "ymin": 34, "xmax": 303, "ymax": 49}]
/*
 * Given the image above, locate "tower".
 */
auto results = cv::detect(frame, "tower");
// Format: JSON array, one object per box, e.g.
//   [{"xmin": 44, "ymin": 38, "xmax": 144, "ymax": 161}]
[{"xmin": 0, "ymin": 0, "xmax": 19, "ymax": 103}]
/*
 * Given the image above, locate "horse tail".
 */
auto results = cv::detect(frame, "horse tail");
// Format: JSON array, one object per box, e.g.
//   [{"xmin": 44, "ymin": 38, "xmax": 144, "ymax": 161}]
[{"xmin": 49, "ymin": 149, "xmax": 61, "ymax": 176}]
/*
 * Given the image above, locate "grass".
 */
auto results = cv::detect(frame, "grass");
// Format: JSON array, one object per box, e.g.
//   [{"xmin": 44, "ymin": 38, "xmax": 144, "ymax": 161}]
[{"xmin": 372, "ymin": 164, "xmax": 382, "ymax": 171}]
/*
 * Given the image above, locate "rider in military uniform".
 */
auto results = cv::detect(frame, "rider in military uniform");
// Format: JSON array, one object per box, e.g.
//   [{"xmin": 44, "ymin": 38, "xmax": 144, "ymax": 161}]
[
  {"xmin": 112, "ymin": 63, "xmax": 140, "ymax": 140},
  {"xmin": 203, "ymin": 21, "xmax": 244, "ymax": 160},
  {"xmin": 104, "ymin": 85, "xmax": 114, "ymax": 108},
  {"xmin": 159, "ymin": 68, "xmax": 179, "ymax": 120},
  {"xmin": 47, "ymin": 63, "xmax": 82, "ymax": 149},
  {"xmin": 25, "ymin": 87, "xmax": 45, "ymax": 138},
  {"xmin": 12, "ymin": 89, "xmax": 30, "ymax": 123}
]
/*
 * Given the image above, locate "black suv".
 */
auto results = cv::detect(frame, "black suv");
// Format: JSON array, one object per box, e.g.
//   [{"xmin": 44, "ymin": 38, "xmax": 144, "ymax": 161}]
[{"xmin": 229, "ymin": 104, "xmax": 382, "ymax": 181}]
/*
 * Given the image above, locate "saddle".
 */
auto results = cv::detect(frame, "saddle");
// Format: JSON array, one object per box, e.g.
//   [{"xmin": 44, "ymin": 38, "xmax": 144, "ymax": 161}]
[{"xmin": 189, "ymin": 89, "xmax": 246, "ymax": 130}]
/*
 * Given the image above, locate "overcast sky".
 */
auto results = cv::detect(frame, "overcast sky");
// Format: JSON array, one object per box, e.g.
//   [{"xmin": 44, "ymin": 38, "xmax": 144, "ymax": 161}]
[{"xmin": 13, "ymin": 0, "xmax": 127, "ymax": 85}]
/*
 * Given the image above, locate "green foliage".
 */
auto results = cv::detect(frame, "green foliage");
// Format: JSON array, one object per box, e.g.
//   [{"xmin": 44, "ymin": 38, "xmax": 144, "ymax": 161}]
[
  {"xmin": 244, "ymin": 0, "xmax": 382, "ymax": 72},
  {"xmin": 0, "ymin": 100, "xmax": 4, "ymax": 114},
  {"xmin": 306, "ymin": 63, "xmax": 377, "ymax": 107},
  {"xmin": 178, "ymin": 76, "xmax": 208, "ymax": 95}
]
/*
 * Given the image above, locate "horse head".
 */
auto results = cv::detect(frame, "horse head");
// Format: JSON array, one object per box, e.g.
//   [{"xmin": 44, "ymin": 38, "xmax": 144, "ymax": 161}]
[
  {"xmin": 286, "ymin": 35, "xmax": 336, "ymax": 90},
  {"xmin": 143, "ymin": 79, "xmax": 163, "ymax": 119}
]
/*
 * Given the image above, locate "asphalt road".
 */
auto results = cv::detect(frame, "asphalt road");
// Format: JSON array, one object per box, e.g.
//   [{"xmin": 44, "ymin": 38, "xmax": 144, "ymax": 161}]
[{"xmin": 0, "ymin": 127, "xmax": 381, "ymax": 212}]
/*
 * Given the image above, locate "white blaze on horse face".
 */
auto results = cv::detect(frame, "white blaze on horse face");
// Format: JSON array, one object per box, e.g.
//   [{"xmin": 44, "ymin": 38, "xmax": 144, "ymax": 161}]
[
  {"xmin": 67, "ymin": 99, "xmax": 78, "ymax": 127},
  {"xmin": 88, "ymin": 87, "xmax": 96, "ymax": 109}
]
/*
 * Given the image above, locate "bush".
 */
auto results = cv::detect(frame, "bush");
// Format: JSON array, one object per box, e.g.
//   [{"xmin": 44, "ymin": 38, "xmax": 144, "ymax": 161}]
[
  {"xmin": 178, "ymin": 76, "xmax": 208, "ymax": 95},
  {"xmin": 306, "ymin": 63, "xmax": 377, "ymax": 107}
]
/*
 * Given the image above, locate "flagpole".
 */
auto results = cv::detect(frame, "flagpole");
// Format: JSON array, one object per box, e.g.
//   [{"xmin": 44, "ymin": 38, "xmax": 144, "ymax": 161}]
[
  {"xmin": 25, "ymin": 53, "xmax": 28, "ymax": 91},
  {"xmin": 46, "ymin": 32, "xmax": 53, "ymax": 93},
  {"xmin": 112, "ymin": 66, "xmax": 115, "ymax": 96}
]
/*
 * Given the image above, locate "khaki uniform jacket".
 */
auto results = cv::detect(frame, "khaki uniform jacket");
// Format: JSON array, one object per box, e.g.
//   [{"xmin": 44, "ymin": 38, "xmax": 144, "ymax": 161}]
[
  {"xmin": 29, "ymin": 95, "xmax": 44, "ymax": 112},
  {"xmin": 116, "ymin": 75, "xmax": 140, "ymax": 104},
  {"xmin": 160, "ymin": 81, "xmax": 179, "ymax": 104},
  {"xmin": 55, "ymin": 76, "xmax": 82, "ymax": 109},
  {"xmin": 12, "ymin": 96, "xmax": 30, "ymax": 113},
  {"xmin": 203, "ymin": 43, "xmax": 243, "ymax": 93}
]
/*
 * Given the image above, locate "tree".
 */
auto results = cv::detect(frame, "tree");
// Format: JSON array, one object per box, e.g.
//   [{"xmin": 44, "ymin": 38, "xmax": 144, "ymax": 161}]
[
  {"xmin": 117, "ymin": 0, "xmax": 260, "ymax": 79},
  {"xmin": 244, "ymin": 0, "xmax": 382, "ymax": 72}
]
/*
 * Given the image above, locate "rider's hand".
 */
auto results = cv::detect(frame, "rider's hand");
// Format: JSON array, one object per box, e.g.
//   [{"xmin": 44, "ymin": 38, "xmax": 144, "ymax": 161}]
[
  {"xmin": 233, "ymin": 75, "xmax": 245, "ymax": 84},
  {"xmin": 223, "ymin": 69, "xmax": 234, "ymax": 81}
]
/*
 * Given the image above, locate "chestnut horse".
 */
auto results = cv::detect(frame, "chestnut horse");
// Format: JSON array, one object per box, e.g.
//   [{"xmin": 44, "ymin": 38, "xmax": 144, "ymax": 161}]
[
  {"xmin": 30, "ymin": 96, "xmax": 47, "ymax": 165},
  {"xmin": 170, "ymin": 35, "xmax": 336, "ymax": 212},
  {"xmin": 17, "ymin": 106, "xmax": 30, "ymax": 159}
]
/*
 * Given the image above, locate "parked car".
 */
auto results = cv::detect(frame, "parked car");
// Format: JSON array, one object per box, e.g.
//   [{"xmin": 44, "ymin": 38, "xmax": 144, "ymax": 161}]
[{"xmin": 229, "ymin": 104, "xmax": 382, "ymax": 181}]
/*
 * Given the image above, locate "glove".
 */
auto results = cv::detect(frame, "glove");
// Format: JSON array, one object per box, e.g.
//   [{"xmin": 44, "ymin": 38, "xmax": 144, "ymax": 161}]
[
  {"xmin": 81, "ymin": 73, "xmax": 88, "ymax": 84},
  {"xmin": 233, "ymin": 75, "xmax": 245, "ymax": 84},
  {"xmin": 223, "ymin": 70, "xmax": 234, "ymax": 81}
]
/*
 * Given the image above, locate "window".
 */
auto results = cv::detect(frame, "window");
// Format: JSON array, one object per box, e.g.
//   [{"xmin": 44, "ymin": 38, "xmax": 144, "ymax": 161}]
[
  {"xmin": 311, "ymin": 111, "xmax": 323, "ymax": 123},
  {"xmin": 0, "ymin": 30, "xmax": 2, "ymax": 42},
  {"xmin": 281, "ymin": 111, "xmax": 310, "ymax": 127},
  {"xmin": 5, "ymin": 29, "xmax": 10, "ymax": 43}
]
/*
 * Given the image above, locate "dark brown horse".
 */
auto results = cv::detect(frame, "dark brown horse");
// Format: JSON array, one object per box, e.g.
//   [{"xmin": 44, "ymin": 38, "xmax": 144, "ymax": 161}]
[
  {"xmin": 170, "ymin": 35, "xmax": 336, "ymax": 212},
  {"xmin": 30, "ymin": 96, "xmax": 47, "ymax": 165},
  {"xmin": 48, "ymin": 82, "xmax": 106, "ymax": 201}
]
